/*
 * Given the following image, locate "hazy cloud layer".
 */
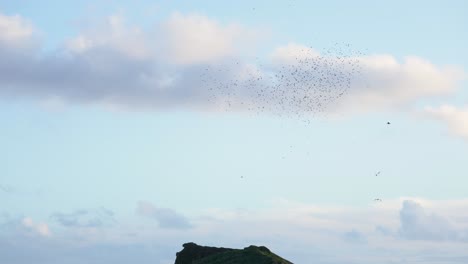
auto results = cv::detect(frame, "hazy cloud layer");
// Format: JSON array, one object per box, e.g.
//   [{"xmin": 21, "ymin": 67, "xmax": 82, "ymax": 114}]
[
  {"xmin": 136, "ymin": 201, "xmax": 192, "ymax": 229},
  {"xmin": 342, "ymin": 229, "xmax": 367, "ymax": 244},
  {"xmin": 0, "ymin": 12, "xmax": 464, "ymax": 115},
  {"xmin": 0, "ymin": 215, "xmax": 51, "ymax": 238},
  {"xmin": 51, "ymin": 207, "xmax": 115, "ymax": 228},
  {"xmin": 21, "ymin": 217, "xmax": 51, "ymax": 237},
  {"xmin": 2, "ymin": 198, "xmax": 468, "ymax": 263},
  {"xmin": 0, "ymin": 237, "xmax": 174, "ymax": 264}
]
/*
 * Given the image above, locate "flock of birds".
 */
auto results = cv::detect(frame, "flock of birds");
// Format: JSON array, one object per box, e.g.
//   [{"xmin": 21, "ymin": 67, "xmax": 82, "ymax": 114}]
[
  {"xmin": 200, "ymin": 43, "xmax": 389, "ymax": 203},
  {"xmin": 201, "ymin": 43, "xmax": 365, "ymax": 123}
]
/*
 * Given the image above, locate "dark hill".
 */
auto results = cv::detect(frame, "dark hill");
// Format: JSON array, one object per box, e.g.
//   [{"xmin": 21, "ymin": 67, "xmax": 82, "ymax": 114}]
[{"xmin": 175, "ymin": 242, "xmax": 293, "ymax": 264}]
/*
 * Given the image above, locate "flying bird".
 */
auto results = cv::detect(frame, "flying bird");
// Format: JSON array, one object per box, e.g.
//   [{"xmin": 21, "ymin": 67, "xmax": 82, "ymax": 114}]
[{"xmin": 202, "ymin": 43, "xmax": 365, "ymax": 123}]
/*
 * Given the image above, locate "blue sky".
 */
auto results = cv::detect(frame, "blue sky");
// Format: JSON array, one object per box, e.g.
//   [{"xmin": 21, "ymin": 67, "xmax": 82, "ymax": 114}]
[{"xmin": 1, "ymin": 1, "xmax": 468, "ymax": 263}]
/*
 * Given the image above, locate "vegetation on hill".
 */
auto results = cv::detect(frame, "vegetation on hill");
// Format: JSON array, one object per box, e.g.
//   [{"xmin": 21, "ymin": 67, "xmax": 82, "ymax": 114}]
[{"xmin": 174, "ymin": 242, "xmax": 293, "ymax": 264}]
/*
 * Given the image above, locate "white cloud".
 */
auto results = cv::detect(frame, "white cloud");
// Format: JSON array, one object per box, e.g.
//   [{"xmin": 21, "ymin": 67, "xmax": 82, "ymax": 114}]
[
  {"xmin": 65, "ymin": 12, "xmax": 258, "ymax": 65},
  {"xmin": 422, "ymin": 105, "xmax": 468, "ymax": 139},
  {"xmin": 399, "ymin": 200, "xmax": 458, "ymax": 241},
  {"xmin": 0, "ymin": 13, "xmax": 33, "ymax": 45},
  {"xmin": 346, "ymin": 55, "xmax": 465, "ymax": 111},
  {"xmin": 0, "ymin": 11, "xmax": 465, "ymax": 117},
  {"xmin": 160, "ymin": 12, "xmax": 257, "ymax": 65},
  {"xmin": 270, "ymin": 43, "xmax": 321, "ymax": 64},
  {"xmin": 21, "ymin": 217, "xmax": 51, "ymax": 237},
  {"xmin": 269, "ymin": 44, "xmax": 465, "ymax": 113},
  {"xmin": 66, "ymin": 14, "xmax": 151, "ymax": 60}
]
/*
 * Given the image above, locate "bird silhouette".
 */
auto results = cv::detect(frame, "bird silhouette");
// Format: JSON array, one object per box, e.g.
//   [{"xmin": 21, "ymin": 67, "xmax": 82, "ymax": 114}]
[{"xmin": 200, "ymin": 43, "xmax": 366, "ymax": 127}]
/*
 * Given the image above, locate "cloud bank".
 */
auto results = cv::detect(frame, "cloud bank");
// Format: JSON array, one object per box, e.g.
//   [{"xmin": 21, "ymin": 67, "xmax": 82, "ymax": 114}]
[
  {"xmin": 0, "ymin": 12, "xmax": 464, "ymax": 116},
  {"xmin": 2, "ymin": 198, "xmax": 468, "ymax": 264}
]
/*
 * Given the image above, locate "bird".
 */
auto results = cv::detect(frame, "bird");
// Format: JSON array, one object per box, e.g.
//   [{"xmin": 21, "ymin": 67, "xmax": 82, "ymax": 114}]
[
  {"xmin": 375, "ymin": 171, "xmax": 381, "ymax": 176},
  {"xmin": 374, "ymin": 198, "xmax": 382, "ymax": 202},
  {"xmin": 202, "ymin": 42, "xmax": 365, "ymax": 122},
  {"xmin": 387, "ymin": 122, "xmax": 391, "ymax": 125}
]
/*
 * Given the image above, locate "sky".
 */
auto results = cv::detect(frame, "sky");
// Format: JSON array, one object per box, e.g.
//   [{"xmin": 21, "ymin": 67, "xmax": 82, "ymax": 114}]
[{"xmin": 1, "ymin": 1, "xmax": 468, "ymax": 263}]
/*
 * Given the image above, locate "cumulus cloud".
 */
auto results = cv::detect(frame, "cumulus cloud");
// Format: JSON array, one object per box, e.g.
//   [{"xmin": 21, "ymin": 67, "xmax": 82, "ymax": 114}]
[
  {"xmin": 398, "ymin": 200, "xmax": 459, "ymax": 241},
  {"xmin": 342, "ymin": 56, "xmax": 464, "ymax": 112},
  {"xmin": 65, "ymin": 12, "xmax": 258, "ymax": 64},
  {"xmin": 422, "ymin": 105, "xmax": 468, "ymax": 139},
  {"xmin": 0, "ymin": 12, "xmax": 260, "ymax": 111},
  {"xmin": 136, "ymin": 201, "xmax": 192, "ymax": 229},
  {"xmin": 51, "ymin": 207, "xmax": 115, "ymax": 228},
  {"xmin": 0, "ymin": 11, "xmax": 465, "ymax": 116},
  {"xmin": 268, "ymin": 44, "xmax": 465, "ymax": 114}
]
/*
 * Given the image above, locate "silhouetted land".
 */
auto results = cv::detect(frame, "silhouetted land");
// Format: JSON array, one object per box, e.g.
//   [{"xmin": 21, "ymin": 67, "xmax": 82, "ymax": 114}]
[{"xmin": 174, "ymin": 242, "xmax": 293, "ymax": 264}]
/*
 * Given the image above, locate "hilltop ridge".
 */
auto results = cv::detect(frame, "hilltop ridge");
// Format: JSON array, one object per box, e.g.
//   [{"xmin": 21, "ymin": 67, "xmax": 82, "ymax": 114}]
[{"xmin": 174, "ymin": 242, "xmax": 293, "ymax": 264}]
